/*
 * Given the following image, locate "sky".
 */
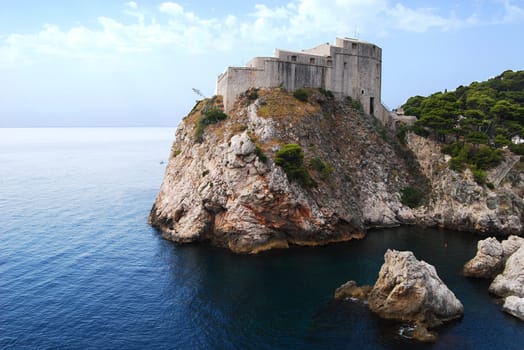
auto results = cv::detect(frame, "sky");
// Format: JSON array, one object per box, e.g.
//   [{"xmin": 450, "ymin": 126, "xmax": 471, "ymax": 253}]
[{"xmin": 1, "ymin": 0, "xmax": 523, "ymax": 127}]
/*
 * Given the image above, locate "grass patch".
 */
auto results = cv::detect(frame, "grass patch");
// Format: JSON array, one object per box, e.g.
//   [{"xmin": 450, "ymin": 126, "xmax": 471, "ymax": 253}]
[
  {"xmin": 256, "ymin": 89, "xmax": 320, "ymax": 120},
  {"xmin": 171, "ymin": 149, "xmax": 181, "ymax": 158}
]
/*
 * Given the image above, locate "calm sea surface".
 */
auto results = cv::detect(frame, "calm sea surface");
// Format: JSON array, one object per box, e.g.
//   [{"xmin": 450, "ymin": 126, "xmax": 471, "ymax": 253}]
[{"xmin": 1, "ymin": 128, "xmax": 522, "ymax": 349}]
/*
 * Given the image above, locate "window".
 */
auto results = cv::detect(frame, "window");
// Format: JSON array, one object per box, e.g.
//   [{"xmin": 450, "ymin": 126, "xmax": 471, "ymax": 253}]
[
  {"xmin": 370, "ymin": 97, "xmax": 375, "ymax": 115},
  {"xmin": 352, "ymin": 43, "xmax": 357, "ymax": 49},
  {"xmin": 327, "ymin": 59, "xmax": 333, "ymax": 66},
  {"xmin": 309, "ymin": 57, "xmax": 315, "ymax": 64},
  {"xmin": 343, "ymin": 62, "xmax": 347, "ymax": 68},
  {"xmin": 361, "ymin": 89, "xmax": 365, "ymax": 94},
  {"xmin": 291, "ymin": 55, "xmax": 297, "ymax": 62}
]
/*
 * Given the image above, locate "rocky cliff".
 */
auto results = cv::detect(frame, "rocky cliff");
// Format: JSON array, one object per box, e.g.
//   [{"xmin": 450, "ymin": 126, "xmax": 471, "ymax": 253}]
[
  {"xmin": 150, "ymin": 89, "xmax": 424, "ymax": 253},
  {"xmin": 407, "ymin": 134, "xmax": 523, "ymax": 235},
  {"xmin": 150, "ymin": 88, "xmax": 523, "ymax": 253}
]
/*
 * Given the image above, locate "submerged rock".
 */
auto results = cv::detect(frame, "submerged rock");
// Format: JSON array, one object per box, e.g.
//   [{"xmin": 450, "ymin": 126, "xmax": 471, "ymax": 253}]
[
  {"xmin": 368, "ymin": 249, "xmax": 463, "ymax": 341},
  {"xmin": 489, "ymin": 245, "xmax": 524, "ymax": 298},
  {"xmin": 334, "ymin": 280, "xmax": 372, "ymax": 300}
]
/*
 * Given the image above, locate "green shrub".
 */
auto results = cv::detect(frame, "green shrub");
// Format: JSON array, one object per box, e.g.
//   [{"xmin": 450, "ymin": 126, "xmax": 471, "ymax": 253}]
[
  {"xmin": 275, "ymin": 144, "xmax": 314, "ymax": 187},
  {"xmin": 471, "ymin": 167, "xmax": 487, "ymax": 185},
  {"xmin": 248, "ymin": 90, "xmax": 259, "ymax": 101},
  {"xmin": 194, "ymin": 107, "xmax": 228, "ymax": 142},
  {"xmin": 400, "ymin": 187, "xmax": 424, "ymax": 208},
  {"xmin": 293, "ymin": 88, "xmax": 310, "ymax": 102},
  {"xmin": 318, "ymin": 88, "xmax": 334, "ymax": 98},
  {"xmin": 309, "ymin": 157, "xmax": 334, "ymax": 179},
  {"xmin": 510, "ymin": 143, "xmax": 524, "ymax": 156},
  {"xmin": 255, "ymin": 146, "xmax": 268, "ymax": 163}
]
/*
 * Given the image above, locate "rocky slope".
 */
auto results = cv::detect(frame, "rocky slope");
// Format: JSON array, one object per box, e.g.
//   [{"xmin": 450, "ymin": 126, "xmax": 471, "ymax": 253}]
[
  {"xmin": 150, "ymin": 88, "xmax": 523, "ymax": 253},
  {"xmin": 407, "ymin": 134, "xmax": 523, "ymax": 235}
]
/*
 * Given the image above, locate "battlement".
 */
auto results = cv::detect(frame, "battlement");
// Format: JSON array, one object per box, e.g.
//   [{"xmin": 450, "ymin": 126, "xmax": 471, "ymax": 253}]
[{"xmin": 216, "ymin": 37, "xmax": 390, "ymax": 124}]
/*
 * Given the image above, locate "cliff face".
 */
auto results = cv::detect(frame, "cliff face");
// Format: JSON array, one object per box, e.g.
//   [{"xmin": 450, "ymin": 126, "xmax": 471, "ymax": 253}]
[
  {"xmin": 150, "ymin": 88, "xmax": 523, "ymax": 253},
  {"xmin": 407, "ymin": 134, "xmax": 523, "ymax": 235},
  {"xmin": 150, "ymin": 89, "xmax": 421, "ymax": 253}
]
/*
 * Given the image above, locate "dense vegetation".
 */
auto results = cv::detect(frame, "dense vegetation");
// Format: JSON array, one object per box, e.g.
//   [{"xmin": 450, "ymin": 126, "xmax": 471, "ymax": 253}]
[{"xmin": 402, "ymin": 70, "xmax": 524, "ymax": 181}]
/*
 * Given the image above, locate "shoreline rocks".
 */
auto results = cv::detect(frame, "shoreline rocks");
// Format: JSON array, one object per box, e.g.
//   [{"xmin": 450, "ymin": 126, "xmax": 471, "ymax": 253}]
[
  {"xmin": 489, "ymin": 245, "xmax": 524, "ymax": 298},
  {"xmin": 463, "ymin": 237, "xmax": 505, "ymax": 278},
  {"xmin": 464, "ymin": 236, "xmax": 524, "ymax": 321},
  {"xmin": 502, "ymin": 296, "xmax": 524, "ymax": 321}
]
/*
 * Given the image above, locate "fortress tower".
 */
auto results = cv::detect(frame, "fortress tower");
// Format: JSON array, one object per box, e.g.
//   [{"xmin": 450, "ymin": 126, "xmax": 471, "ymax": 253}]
[{"xmin": 217, "ymin": 37, "xmax": 390, "ymax": 124}]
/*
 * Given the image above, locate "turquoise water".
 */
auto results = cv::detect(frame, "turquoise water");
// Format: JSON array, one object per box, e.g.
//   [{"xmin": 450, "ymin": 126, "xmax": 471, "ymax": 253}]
[{"xmin": 1, "ymin": 128, "xmax": 522, "ymax": 349}]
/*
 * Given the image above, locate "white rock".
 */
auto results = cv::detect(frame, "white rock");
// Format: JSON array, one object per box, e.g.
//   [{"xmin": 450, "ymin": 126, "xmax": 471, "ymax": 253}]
[
  {"xmin": 368, "ymin": 249, "xmax": 464, "ymax": 327},
  {"xmin": 489, "ymin": 245, "xmax": 524, "ymax": 298},
  {"xmin": 463, "ymin": 237, "xmax": 504, "ymax": 278},
  {"xmin": 502, "ymin": 296, "xmax": 524, "ymax": 321}
]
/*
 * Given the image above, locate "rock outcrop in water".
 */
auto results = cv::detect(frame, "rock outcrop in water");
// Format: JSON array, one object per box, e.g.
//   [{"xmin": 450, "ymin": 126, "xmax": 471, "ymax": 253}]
[
  {"xmin": 150, "ymin": 88, "xmax": 523, "ymax": 253},
  {"xmin": 335, "ymin": 250, "xmax": 463, "ymax": 342},
  {"xmin": 367, "ymin": 250, "xmax": 464, "ymax": 341},
  {"xmin": 464, "ymin": 236, "xmax": 524, "ymax": 278},
  {"xmin": 489, "ymin": 244, "xmax": 524, "ymax": 298},
  {"xmin": 464, "ymin": 236, "xmax": 524, "ymax": 321},
  {"xmin": 502, "ymin": 296, "xmax": 524, "ymax": 321},
  {"xmin": 334, "ymin": 280, "xmax": 372, "ymax": 300}
]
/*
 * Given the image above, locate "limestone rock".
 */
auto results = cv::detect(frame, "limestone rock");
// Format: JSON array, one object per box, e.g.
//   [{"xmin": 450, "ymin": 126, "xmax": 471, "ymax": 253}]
[
  {"xmin": 149, "ymin": 91, "xmax": 523, "ymax": 254},
  {"xmin": 463, "ymin": 237, "xmax": 504, "ymax": 278},
  {"xmin": 407, "ymin": 133, "xmax": 523, "ymax": 235},
  {"xmin": 150, "ymin": 91, "xmax": 424, "ymax": 253},
  {"xmin": 502, "ymin": 235, "xmax": 524, "ymax": 258},
  {"xmin": 334, "ymin": 280, "xmax": 372, "ymax": 300},
  {"xmin": 368, "ymin": 250, "xmax": 464, "ymax": 329},
  {"xmin": 502, "ymin": 296, "xmax": 524, "ymax": 321},
  {"xmin": 489, "ymin": 245, "xmax": 524, "ymax": 298}
]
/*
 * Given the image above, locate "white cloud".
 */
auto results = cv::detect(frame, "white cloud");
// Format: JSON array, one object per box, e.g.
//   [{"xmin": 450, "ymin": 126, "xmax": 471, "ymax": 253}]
[
  {"xmin": 126, "ymin": 1, "xmax": 138, "ymax": 10},
  {"xmin": 1, "ymin": 0, "xmax": 523, "ymax": 64},
  {"xmin": 159, "ymin": 2, "xmax": 184, "ymax": 17},
  {"xmin": 502, "ymin": 0, "xmax": 524, "ymax": 22}
]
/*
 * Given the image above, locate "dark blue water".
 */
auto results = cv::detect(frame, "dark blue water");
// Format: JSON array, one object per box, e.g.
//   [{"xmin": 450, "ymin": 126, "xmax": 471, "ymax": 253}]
[{"xmin": 1, "ymin": 128, "xmax": 522, "ymax": 349}]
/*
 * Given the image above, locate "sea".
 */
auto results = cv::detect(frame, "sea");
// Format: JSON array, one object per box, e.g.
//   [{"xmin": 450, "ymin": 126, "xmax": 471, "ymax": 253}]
[{"xmin": 1, "ymin": 127, "xmax": 523, "ymax": 350}]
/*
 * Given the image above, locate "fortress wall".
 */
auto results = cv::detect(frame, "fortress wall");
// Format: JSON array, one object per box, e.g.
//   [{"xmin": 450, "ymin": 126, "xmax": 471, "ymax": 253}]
[
  {"xmin": 218, "ymin": 67, "xmax": 265, "ymax": 112},
  {"xmin": 302, "ymin": 43, "xmax": 332, "ymax": 56},
  {"xmin": 217, "ymin": 38, "xmax": 387, "ymax": 123}
]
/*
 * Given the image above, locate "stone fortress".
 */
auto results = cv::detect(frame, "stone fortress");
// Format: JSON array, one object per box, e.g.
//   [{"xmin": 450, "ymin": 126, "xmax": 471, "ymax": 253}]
[{"xmin": 217, "ymin": 37, "xmax": 412, "ymax": 125}]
